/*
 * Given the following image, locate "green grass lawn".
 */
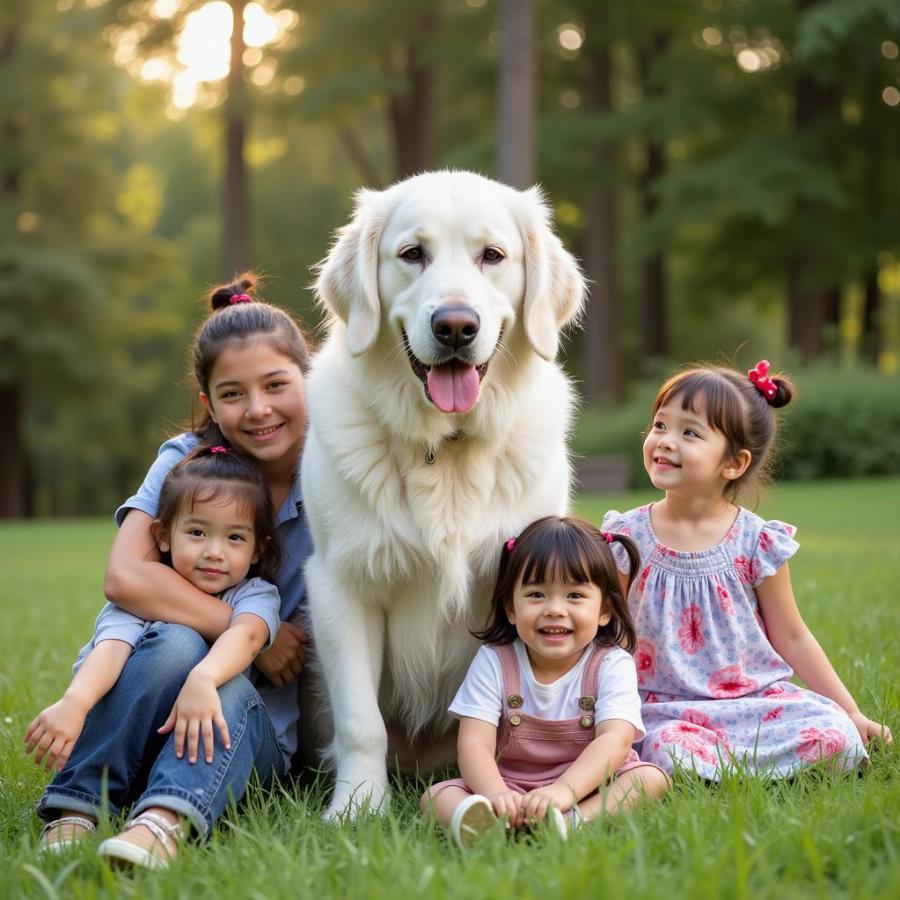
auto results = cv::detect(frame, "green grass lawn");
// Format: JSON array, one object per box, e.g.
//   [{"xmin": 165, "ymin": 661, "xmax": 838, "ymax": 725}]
[{"xmin": 1, "ymin": 479, "xmax": 898, "ymax": 898}]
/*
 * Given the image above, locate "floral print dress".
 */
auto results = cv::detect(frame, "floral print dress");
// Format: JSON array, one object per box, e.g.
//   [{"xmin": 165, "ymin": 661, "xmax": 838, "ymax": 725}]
[{"xmin": 602, "ymin": 505, "xmax": 867, "ymax": 779}]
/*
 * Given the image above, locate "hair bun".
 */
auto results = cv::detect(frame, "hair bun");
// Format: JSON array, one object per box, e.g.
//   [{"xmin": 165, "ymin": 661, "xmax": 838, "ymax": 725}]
[
  {"xmin": 208, "ymin": 272, "xmax": 258, "ymax": 311},
  {"xmin": 770, "ymin": 376, "xmax": 794, "ymax": 409}
]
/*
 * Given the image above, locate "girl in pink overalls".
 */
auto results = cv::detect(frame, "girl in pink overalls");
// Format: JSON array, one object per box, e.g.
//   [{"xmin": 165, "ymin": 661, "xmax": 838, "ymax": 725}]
[{"xmin": 421, "ymin": 516, "xmax": 670, "ymax": 847}]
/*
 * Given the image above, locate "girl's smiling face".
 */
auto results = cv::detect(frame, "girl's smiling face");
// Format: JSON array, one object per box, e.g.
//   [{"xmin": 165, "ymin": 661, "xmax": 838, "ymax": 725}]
[
  {"xmin": 506, "ymin": 576, "xmax": 610, "ymax": 681},
  {"xmin": 643, "ymin": 392, "xmax": 743, "ymax": 498},
  {"xmin": 157, "ymin": 494, "xmax": 258, "ymax": 594},
  {"xmin": 201, "ymin": 340, "xmax": 307, "ymax": 472}
]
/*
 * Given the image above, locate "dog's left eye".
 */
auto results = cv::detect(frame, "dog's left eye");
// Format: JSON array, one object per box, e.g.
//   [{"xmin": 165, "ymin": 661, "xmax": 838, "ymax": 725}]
[
  {"xmin": 399, "ymin": 246, "xmax": 424, "ymax": 262},
  {"xmin": 482, "ymin": 247, "xmax": 504, "ymax": 264}
]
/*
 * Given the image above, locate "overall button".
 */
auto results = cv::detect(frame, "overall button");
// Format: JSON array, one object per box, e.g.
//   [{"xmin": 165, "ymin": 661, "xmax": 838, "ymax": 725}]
[
  {"xmin": 578, "ymin": 696, "xmax": 595, "ymax": 710},
  {"xmin": 509, "ymin": 714, "xmax": 522, "ymax": 726},
  {"xmin": 507, "ymin": 694, "xmax": 524, "ymax": 709},
  {"xmin": 580, "ymin": 715, "xmax": 594, "ymax": 729}
]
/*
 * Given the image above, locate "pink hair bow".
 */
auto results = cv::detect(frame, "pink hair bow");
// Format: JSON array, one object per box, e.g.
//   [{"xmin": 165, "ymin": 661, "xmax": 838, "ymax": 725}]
[
  {"xmin": 505, "ymin": 537, "xmax": 516, "ymax": 552},
  {"xmin": 210, "ymin": 446, "xmax": 229, "ymax": 454},
  {"xmin": 230, "ymin": 293, "xmax": 252, "ymax": 304},
  {"xmin": 748, "ymin": 359, "xmax": 777, "ymax": 401}
]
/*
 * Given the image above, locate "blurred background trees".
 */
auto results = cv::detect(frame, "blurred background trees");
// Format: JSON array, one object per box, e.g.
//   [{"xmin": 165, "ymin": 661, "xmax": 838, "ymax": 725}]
[{"xmin": 1, "ymin": 0, "xmax": 898, "ymax": 516}]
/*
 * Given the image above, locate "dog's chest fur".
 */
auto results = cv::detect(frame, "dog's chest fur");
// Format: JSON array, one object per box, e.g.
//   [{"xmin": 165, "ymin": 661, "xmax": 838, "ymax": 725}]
[{"xmin": 304, "ymin": 338, "xmax": 573, "ymax": 734}]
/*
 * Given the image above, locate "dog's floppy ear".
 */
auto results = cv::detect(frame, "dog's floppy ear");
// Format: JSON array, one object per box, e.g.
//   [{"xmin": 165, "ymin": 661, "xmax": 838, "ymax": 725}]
[
  {"xmin": 315, "ymin": 188, "xmax": 385, "ymax": 357},
  {"xmin": 517, "ymin": 186, "xmax": 586, "ymax": 361}
]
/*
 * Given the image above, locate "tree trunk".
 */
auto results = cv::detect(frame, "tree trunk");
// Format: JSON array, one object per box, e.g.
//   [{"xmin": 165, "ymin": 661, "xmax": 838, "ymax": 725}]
[
  {"xmin": 787, "ymin": 0, "xmax": 838, "ymax": 361},
  {"xmin": 497, "ymin": 0, "xmax": 536, "ymax": 188},
  {"xmin": 786, "ymin": 257, "xmax": 825, "ymax": 359},
  {"xmin": 637, "ymin": 33, "xmax": 669, "ymax": 365},
  {"xmin": 0, "ymin": 383, "xmax": 25, "ymax": 518},
  {"xmin": 223, "ymin": 0, "xmax": 249, "ymax": 278},
  {"xmin": 0, "ymin": 21, "xmax": 26, "ymax": 517},
  {"xmin": 862, "ymin": 270, "xmax": 881, "ymax": 364},
  {"xmin": 582, "ymin": 27, "xmax": 622, "ymax": 404},
  {"xmin": 388, "ymin": 11, "xmax": 438, "ymax": 180}
]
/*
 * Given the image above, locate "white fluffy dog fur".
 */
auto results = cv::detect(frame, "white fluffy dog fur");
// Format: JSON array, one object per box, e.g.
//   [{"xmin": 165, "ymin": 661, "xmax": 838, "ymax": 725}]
[{"xmin": 301, "ymin": 170, "xmax": 586, "ymax": 818}]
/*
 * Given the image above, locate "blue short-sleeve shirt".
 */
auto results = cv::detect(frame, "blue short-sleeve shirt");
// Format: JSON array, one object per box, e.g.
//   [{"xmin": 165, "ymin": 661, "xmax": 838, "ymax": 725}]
[
  {"xmin": 113, "ymin": 433, "xmax": 312, "ymax": 765},
  {"xmin": 74, "ymin": 577, "xmax": 282, "ymax": 671}
]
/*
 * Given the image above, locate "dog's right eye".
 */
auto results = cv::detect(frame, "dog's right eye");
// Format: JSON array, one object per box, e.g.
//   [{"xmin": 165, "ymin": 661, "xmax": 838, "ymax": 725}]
[{"xmin": 399, "ymin": 246, "xmax": 423, "ymax": 262}]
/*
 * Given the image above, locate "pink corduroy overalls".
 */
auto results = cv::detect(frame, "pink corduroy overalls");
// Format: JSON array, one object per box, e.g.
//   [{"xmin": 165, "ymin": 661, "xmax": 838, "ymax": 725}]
[{"xmin": 431, "ymin": 642, "xmax": 646, "ymax": 798}]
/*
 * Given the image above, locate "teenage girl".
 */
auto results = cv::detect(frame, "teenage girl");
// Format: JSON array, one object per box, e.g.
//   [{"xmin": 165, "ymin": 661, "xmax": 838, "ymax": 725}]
[
  {"xmin": 29, "ymin": 446, "xmax": 282, "ymax": 865},
  {"xmin": 32, "ymin": 275, "xmax": 314, "ymax": 867},
  {"xmin": 421, "ymin": 516, "xmax": 669, "ymax": 848},
  {"xmin": 602, "ymin": 360, "xmax": 892, "ymax": 779}
]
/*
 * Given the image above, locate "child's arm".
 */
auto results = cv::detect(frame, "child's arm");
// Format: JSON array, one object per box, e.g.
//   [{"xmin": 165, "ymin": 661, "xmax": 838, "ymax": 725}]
[
  {"xmin": 521, "ymin": 719, "xmax": 635, "ymax": 821},
  {"xmin": 158, "ymin": 613, "xmax": 270, "ymax": 764},
  {"xmin": 104, "ymin": 510, "xmax": 233, "ymax": 642},
  {"xmin": 457, "ymin": 717, "xmax": 524, "ymax": 826},
  {"xmin": 758, "ymin": 563, "xmax": 892, "ymax": 745},
  {"xmin": 24, "ymin": 640, "xmax": 133, "ymax": 772}
]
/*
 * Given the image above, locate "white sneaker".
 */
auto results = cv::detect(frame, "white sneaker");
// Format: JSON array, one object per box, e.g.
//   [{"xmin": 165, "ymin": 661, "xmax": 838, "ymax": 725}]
[
  {"xmin": 548, "ymin": 806, "xmax": 569, "ymax": 841},
  {"xmin": 449, "ymin": 794, "xmax": 497, "ymax": 849}
]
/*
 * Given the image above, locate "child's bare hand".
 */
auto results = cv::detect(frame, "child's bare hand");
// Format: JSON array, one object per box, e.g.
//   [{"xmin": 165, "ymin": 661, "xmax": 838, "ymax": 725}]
[
  {"xmin": 254, "ymin": 622, "xmax": 308, "ymax": 687},
  {"xmin": 24, "ymin": 698, "xmax": 87, "ymax": 772},
  {"xmin": 522, "ymin": 782, "xmax": 576, "ymax": 822},
  {"xmin": 158, "ymin": 671, "xmax": 229, "ymax": 764},
  {"xmin": 851, "ymin": 712, "xmax": 893, "ymax": 746},
  {"xmin": 487, "ymin": 789, "xmax": 523, "ymax": 827}
]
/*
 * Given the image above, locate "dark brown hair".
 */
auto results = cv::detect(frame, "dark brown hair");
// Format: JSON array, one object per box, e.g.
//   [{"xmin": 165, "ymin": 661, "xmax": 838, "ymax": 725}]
[
  {"xmin": 154, "ymin": 445, "xmax": 281, "ymax": 584},
  {"xmin": 190, "ymin": 272, "xmax": 313, "ymax": 444},
  {"xmin": 474, "ymin": 516, "xmax": 639, "ymax": 653},
  {"xmin": 650, "ymin": 362, "xmax": 795, "ymax": 502}
]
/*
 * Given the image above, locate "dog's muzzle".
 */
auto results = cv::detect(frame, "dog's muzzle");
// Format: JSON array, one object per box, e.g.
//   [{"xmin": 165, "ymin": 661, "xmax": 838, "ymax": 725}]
[{"xmin": 401, "ymin": 324, "xmax": 494, "ymax": 415}]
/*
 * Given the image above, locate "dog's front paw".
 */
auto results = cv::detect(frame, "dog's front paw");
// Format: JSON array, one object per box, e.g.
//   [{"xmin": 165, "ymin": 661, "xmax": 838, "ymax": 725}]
[{"xmin": 324, "ymin": 774, "xmax": 391, "ymax": 822}]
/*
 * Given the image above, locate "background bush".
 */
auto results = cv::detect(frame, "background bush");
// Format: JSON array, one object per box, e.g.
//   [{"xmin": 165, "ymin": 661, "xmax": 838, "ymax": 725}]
[{"xmin": 572, "ymin": 366, "xmax": 900, "ymax": 488}]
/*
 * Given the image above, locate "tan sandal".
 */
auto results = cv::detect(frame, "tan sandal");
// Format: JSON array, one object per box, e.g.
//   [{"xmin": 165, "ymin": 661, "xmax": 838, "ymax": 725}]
[
  {"xmin": 38, "ymin": 815, "xmax": 97, "ymax": 854},
  {"xmin": 98, "ymin": 811, "xmax": 184, "ymax": 870}
]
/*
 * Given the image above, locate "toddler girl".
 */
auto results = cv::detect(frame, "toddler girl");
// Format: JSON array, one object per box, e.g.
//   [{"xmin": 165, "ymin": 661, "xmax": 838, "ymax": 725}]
[
  {"xmin": 421, "ymin": 516, "xmax": 669, "ymax": 848},
  {"xmin": 27, "ymin": 445, "xmax": 282, "ymax": 865},
  {"xmin": 602, "ymin": 360, "xmax": 892, "ymax": 780}
]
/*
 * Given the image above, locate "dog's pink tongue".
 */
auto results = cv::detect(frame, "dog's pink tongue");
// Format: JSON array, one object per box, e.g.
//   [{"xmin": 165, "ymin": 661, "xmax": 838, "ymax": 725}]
[{"xmin": 427, "ymin": 361, "xmax": 480, "ymax": 413}]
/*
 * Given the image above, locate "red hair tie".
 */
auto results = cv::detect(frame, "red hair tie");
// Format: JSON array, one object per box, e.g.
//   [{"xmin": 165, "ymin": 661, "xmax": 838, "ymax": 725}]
[
  {"xmin": 602, "ymin": 531, "xmax": 614, "ymax": 544},
  {"xmin": 230, "ymin": 293, "xmax": 252, "ymax": 304},
  {"xmin": 748, "ymin": 359, "xmax": 777, "ymax": 402},
  {"xmin": 210, "ymin": 446, "xmax": 229, "ymax": 454},
  {"xmin": 505, "ymin": 537, "xmax": 516, "ymax": 552}
]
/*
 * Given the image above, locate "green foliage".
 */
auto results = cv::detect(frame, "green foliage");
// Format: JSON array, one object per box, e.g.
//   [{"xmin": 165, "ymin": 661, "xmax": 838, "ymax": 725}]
[
  {"xmin": 0, "ymin": 249, "xmax": 104, "ymax": 385},
  {"xmin": 2, "ymin": 480, "xmax": 898, "ymax": 896},
  {"xmin": 574, "ymin": 367, "xmax": 900, "ymax": 488},
  {"xmin": 779, "ymin": 366, "xmax": 900, "ymax": 480},
  {"xmin": 573, "ymin": 382, "xmax": 657, "ymax": 490},
  {"xmin": 5, "ymin": 0, "xmax": 900, "ymax": 515}
]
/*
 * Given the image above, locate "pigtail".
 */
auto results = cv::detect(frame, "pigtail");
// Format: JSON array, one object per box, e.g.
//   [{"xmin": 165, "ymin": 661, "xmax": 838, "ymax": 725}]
[
  {"xmin": 611, "ymin": 533, "xmax": 642, "ymax": 596},
  {"xmin": 471, "ymin": 534, "xmax": 522, "ymax": 645},
  {"xmin": 597, "ymin": 532, "xmax": 638, "ymax": 654}
]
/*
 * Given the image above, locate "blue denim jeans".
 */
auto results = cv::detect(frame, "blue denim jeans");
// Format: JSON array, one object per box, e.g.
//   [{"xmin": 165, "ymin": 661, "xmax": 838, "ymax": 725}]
[{"xmin": 37, "ymin": 623, "xmax": 287, "ymax": 839}]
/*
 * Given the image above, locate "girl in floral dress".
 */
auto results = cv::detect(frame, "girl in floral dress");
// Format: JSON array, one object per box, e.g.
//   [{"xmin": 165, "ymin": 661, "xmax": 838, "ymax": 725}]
[{"xmin": 602, "ymin": 360, "xmax": 892, "ymax": 779}]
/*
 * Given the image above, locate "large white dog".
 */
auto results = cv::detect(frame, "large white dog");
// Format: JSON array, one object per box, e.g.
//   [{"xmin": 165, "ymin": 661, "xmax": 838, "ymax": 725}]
[{"xmin": 301, "ymin": 170, "xmax": 586, "ymax": 818}]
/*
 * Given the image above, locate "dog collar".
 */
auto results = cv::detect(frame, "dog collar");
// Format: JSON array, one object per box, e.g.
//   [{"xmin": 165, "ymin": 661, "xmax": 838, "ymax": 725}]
[{"xmin": 424, "ymin": 430, "xmax": 466, "ymax": 464}]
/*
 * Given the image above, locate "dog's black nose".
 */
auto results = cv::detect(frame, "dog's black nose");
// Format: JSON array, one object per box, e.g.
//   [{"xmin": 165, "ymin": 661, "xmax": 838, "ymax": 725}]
[{"xmin": 432, "ymin": 306, "xmax": 480, "ymax": 349}]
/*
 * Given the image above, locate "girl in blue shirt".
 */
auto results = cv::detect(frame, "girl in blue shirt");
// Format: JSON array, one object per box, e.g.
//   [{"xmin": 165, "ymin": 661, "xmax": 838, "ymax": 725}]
[{"xmin": 33, "ymin": 275, "xmax": 314, "ymax": 869}]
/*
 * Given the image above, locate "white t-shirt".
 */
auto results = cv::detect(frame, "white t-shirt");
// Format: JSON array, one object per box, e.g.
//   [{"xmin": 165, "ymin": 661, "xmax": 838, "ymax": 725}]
[{"xmin": 449, "ymin": 640, "xmax": 646, "ymax": 741}]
